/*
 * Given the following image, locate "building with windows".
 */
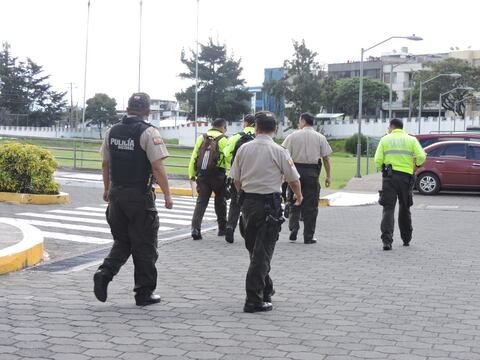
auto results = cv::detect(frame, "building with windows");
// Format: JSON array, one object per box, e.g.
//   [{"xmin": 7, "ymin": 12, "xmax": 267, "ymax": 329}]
[
  {"xmin": 246, "ymin": 86, "xmax": 264, "ymax": 113},
  {"xmin": 263, "ymin": 67, "xmax": 285, "ymax": 124}
]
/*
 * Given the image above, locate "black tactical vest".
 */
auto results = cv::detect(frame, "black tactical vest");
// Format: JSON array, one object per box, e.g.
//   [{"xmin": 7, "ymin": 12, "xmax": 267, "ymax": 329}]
[{"xmin": 108, "ymin": 116, "xmax": 153, "ymax": 188}]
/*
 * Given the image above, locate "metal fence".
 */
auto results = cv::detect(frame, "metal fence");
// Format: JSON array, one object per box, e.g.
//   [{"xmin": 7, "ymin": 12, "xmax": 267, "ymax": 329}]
[{"xmin": 0, "ymin": 135, "xmax": 192, "ymax": 172}]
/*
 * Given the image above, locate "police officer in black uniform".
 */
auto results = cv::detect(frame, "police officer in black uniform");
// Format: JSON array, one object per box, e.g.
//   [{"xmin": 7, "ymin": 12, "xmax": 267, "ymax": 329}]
[
  {"xmin": 93, "ymin": 92, "xmax": 173, "ymax": 306},
  {"xmin": 231, "ymin": 112, "xmax": 303, "ymax": 313}
]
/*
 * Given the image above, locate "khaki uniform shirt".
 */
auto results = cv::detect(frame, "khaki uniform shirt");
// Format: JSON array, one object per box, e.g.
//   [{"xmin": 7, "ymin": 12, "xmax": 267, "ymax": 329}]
[
  {"xmin": 101, "ymin": 123, "xmax": 169, "ymax": 162},
  {"xmin": 282, "ymin": 127, "xmax": 332, "ymax": 164},
  {"xmin": 231, "ymin": 134, "xmax": 300, "ymax": 194}
]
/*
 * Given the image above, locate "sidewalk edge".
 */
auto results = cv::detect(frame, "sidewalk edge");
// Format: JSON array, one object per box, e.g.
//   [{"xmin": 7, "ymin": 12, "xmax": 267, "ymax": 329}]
[{"xmin": 0, "ymin": 218, "xmax": 44, "ymax": 274}]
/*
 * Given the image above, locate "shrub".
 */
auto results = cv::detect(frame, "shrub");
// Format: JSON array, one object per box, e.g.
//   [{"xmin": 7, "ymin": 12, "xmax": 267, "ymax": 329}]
[
  {"xmin": 0, "ymin": 142, "xmax": 60, "ymax": 194},
  {"xmin": 345, "ymin": 134, "xmax": 377, "ymax": 156}
]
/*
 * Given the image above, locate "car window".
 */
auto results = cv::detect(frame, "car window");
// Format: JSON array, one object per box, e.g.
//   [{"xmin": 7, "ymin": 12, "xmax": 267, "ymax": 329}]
[
  {"xmin": 440, "ymin": 144, "xmax": 466, "ymax": 158},
  {"xmin": 420, "ymin": 138, "xmax": 438, "ymax": 147},
  {"xmin": 427, "ymin": 146, "xmax": 443, "ymax": 157},
  {"xmin": 467, "ymin": 145, "xmax": 480, "ymax": 160}
]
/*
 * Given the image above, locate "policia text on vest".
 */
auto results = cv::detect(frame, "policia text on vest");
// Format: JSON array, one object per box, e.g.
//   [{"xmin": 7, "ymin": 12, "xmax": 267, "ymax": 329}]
[
  {"xmin": 374, "ymin": 118, "xmax": 426, "ymax": 251},
  {"xmin": 94, "ymin": 92, "xmax": 173, "ymax": 307}
]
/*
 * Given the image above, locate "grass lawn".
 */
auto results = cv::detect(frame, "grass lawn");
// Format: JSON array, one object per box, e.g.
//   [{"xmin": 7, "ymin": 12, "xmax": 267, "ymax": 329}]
[{"xmin": 1, "ymin": 137, "xmax": 376, "ymax": 189}]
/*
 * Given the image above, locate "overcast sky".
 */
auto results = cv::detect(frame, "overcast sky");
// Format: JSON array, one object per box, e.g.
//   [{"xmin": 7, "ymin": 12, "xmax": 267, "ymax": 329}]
[{"xmin": 1, "ymin": 0, "xmax": 479, "ymax": 109}]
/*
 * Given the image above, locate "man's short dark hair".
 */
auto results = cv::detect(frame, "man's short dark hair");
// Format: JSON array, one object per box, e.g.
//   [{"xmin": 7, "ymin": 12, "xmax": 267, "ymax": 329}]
[
  {"xmin": 255, "ymin": 111, "xmax": 277, "ymax": 133},
  {"xmin": 212, "ymin": 118, "xmax": 227, "ymax": 129},
  {"xmin": 243, "ymin": 114, "xmax": 255, "ymax": 126},
  {"xmin": 127, "ymin": 92, "xmax": 150, "ymax": 112},
  {"xmin": 390, "ymin": 118, "xmax": 404, "ymax": 129},
  {"xmin": 300, "ymin": 112, "xmax": 315, "ymax": 126}
]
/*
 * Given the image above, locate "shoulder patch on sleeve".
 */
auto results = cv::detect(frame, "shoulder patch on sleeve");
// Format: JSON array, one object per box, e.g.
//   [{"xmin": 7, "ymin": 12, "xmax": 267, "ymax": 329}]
[{"xmin": 153, "ymin": 137, "xmax": 164, "ymax": 145}]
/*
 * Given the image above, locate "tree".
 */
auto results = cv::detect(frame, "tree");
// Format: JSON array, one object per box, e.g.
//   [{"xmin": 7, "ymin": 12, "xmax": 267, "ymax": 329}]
[
  {"xmin": 319, "ymin": 75, "xmax": 337, "ymax": 113},
  {"xmin": 0, "ymin": 42, "xmax": 67, "ymax": 126},
  {"xmin": 404, "ymin": 58, "xmax": 480, "ymax": 117},
  {"xmin": 333, "ymin": 77, "xmax": 393, "ymax": 118},
  {"xmin": 263, "ymin": 40, "xmax": 324, "ymax": 128},
  {"xmin": 85, "ymin": 93, "xmax": 118, "ymax": 138},
  {"xmin": 176, "ymin": 38, "xmax": 251, "ymax": 122}
]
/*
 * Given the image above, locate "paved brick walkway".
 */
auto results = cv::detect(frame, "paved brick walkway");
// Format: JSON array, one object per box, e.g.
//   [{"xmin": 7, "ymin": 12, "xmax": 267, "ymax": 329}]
[{"xmin": 1, "ymin": 203, "xmax": 480, "ymax": 359}]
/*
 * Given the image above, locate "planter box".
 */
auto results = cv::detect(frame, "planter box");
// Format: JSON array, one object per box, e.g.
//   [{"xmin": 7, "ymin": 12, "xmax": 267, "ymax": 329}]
[{"xmin": 0, "ymin": 192, "xmax": 69, "ymax": 205}]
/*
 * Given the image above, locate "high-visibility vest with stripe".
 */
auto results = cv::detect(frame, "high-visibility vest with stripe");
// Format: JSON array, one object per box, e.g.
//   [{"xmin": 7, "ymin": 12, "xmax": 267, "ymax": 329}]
[{"xmin": 374, "ymin": 129, "xmax": 426, "ymax": 175}]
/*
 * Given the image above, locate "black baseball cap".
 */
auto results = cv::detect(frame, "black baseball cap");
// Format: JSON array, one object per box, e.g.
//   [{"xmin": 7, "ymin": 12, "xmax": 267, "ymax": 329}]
[
  {"xmin": 128, "ymin": 92, "xmax": 150, "ymax": 111},
  {"xmin": 243, "ymin": 114, "xmax": 255, "ymax": 125}
]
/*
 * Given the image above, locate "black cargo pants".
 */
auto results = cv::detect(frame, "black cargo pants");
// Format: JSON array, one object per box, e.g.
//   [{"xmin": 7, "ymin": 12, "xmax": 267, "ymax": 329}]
[
  {"xmin": 98, "ymin": 186, "xmax": 159, "ymax": 296},
  {"xmin": 379, "ymin": 171, "xmax": 414, "ymax": 245},
  {"xmin": 191, "ymin": 171, "xmax": 227, "ymax": 231},
  {"xmin": 240, "ymin": 193, "xmax": 282, "ymax": 304},
  {"xmin": 226, "ymin": 185, "xmax": 241, "ymax": 231},
  {"xmin": 288, "ymin": 164, "xmax": 321, "ymax": 241}
]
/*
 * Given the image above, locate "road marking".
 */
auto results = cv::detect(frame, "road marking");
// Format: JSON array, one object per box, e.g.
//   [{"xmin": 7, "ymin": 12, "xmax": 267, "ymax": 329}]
[
  {"xmin": 18, "ymin": 212, "xmax": 107, "ymax": 225},
  {"xmin": 48, "ymin": 210, "xmax": 106, "ymax": 217},
  {"xmin": 21, "ymin": 219, "xmax": 172, "ymax": 233},
  {"xmin": 425, "ymin": 205, "xmax": 460, "ymax": 210},
  {"xmin": 159, "ymin": 218, "xmax": 191, "ymax": 226},
  {"xmin": 41, "ymin": 231, "xmax": 112, "ymax": 244},
  {"xmin": 48, "ymin": 209, "xmax": 215, "ymax": 221},
  {"xmin": 21, "ymin": 219, "xmax": 112, "ymax": 233}
]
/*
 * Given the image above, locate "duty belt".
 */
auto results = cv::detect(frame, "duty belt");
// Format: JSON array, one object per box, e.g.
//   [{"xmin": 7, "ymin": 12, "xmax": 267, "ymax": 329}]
[
  {"xmin": 294, "ymin": 162, "xmax": 320, "ymax": 169},
  {"xmin": 243, "ymin": 192, "xmax": 281, "ymax": 200}
]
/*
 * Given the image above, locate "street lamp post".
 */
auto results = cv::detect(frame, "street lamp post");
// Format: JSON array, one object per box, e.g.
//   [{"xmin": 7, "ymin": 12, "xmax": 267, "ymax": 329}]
[
  {"xmin": 438, "ymin": 86, "xmax": 474, "ymax": 132},
  {"xmin": 356, "ymin": 35, "xmax": 422, "ymax": 178},
  {"xmin": 417, "ymin": 73, "xmax": 461, "ymax": 134},
  {"xmin": 81, "ymin": 0, "xmax": 91, "ymax": 141},
  {"xmin": 194, "ymin": 0, "xmax": 200, "ymax": 141},
  {"xmin": 138, "ymin": 0, "xmax": 143, "ymax": 92}
]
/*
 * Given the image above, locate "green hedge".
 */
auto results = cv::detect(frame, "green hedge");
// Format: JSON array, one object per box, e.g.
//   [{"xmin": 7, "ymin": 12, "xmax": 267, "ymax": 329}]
[
  {"xmin": 345, "ymin": 134, "xmax": 377, "ymax": 156},
  {"xmin": 0, "ymin": 142, "xmax": 60, "ymax": 194}
]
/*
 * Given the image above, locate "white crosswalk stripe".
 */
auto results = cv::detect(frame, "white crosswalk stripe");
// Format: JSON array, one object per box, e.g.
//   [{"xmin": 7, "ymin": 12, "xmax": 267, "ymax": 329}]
[{"xmin": 13, "ymin": 195, "xmax": 219, "ymax": 245}]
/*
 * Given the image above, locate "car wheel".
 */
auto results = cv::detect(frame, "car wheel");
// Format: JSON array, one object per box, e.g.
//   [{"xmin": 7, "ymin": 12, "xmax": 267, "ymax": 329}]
[{"xmin": 416, "ymin": 172, "xmax": 440, "ymax": 195}]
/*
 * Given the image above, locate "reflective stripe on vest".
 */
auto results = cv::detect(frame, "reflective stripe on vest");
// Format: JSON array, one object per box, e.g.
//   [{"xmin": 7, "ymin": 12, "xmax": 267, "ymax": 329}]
[{"xmin": 384, "ymin": 150, "xmax": 414, "ymax": 156}]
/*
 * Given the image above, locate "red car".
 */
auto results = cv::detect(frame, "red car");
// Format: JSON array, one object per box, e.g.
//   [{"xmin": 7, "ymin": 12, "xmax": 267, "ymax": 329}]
[
  {"xmin": 415, "ymin": 141, "xmax": 480, "ymax": 195},
  {"xmin": 416, "ymin": 133, "xmax": 480, "ymax": 148}
]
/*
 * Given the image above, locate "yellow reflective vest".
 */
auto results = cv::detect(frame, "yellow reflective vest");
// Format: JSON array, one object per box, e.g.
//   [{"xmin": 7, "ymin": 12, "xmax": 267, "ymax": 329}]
[{"xmin": 374, "ymin": 129, "xmax": 426, "ymax": 175}]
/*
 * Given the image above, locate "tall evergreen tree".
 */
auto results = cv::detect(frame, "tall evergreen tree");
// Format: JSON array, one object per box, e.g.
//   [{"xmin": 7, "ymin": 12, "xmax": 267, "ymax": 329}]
[
  {"xmin": 0, "ymin": 42, "xmax": 66, "ymax": 126},
  {"xmin": 263, "ymin": 40, "xmax": 324, "ymax": 128},
  {"xmin": 176, "ymin": 38, "xmax": 251, "ymax": 122}
]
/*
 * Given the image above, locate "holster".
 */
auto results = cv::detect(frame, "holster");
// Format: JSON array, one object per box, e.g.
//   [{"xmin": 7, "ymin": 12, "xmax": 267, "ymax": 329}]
[{"xmin": 382, "ymin": 164, "xmax": 393, "ymax": 178}]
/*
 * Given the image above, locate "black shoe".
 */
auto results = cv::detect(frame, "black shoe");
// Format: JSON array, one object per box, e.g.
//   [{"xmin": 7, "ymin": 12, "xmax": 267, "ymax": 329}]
[
  {"xmin": 383, "ymin": 244, "xmax": 392, "ymax": 251},
  {"xmin": 304, "ymin": 239, "xmax": 317, "ymax": 244},
  {"xmin": 217, "ymin": 228, "xmax": 226, "ymax": 237},
  {"xmin": 289, "ymin": 230, "xmax": 298, "ymax": 241},
  {"xmin": 403, "ymin": 240, "xmax": 410, "ymax": 247},
  {"xmin": 135, "ymin": 294, "xmax": 161, "ymax": 306},
  {"xmin": 191, "ymin": 228, "xmax": 202, "ymax": 240},
  {"xmin": 93, "ymin": 271, "xmax": 110, "ymax": 303},
  {"xmin": 225, "ymin": 227, "xmax": 234, "ymax": 243},
  {"xmin": 263, "ymin": 289, "xmax": 275, "ymax": 303},
  {"xmin": 243, "ymin": 301, "xmax": 273, "ymax": 313}
]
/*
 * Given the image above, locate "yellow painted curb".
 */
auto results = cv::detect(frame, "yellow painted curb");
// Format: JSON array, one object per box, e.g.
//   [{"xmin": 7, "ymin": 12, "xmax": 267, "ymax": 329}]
[
  {"xmin": 155, "ymin": 187, "xmax": 193, "ymax": 196},
  {"xmin": 319, "ymin": 198, "xmax": 330, "ymax": 207},
  {"xmin": 0, "ymin": 192, "xmax": 69, "ymax": 205},
  {"xmin": 0, "ymin": 218, "xmax": 44, "ymax": 274}
]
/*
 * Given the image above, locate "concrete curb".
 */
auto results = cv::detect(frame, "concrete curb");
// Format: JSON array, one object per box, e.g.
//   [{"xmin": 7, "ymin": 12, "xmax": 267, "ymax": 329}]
[
  {"xmin": 0, "ymin": 191, "xmax": 69, "ymax": 205},
  {"xmin": 0, "ymin": 217, "xmax": 44, "ymax": 274}
]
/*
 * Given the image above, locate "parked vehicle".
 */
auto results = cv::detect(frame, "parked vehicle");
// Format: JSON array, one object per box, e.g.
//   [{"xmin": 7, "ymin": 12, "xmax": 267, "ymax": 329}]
[
  {"xmin": 415, "ymin": 141, "xmax": 480, "ymax": 195},
  {"xmin": 415, "ymin": 133, "xmax": 480, "ymax": 148}
]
